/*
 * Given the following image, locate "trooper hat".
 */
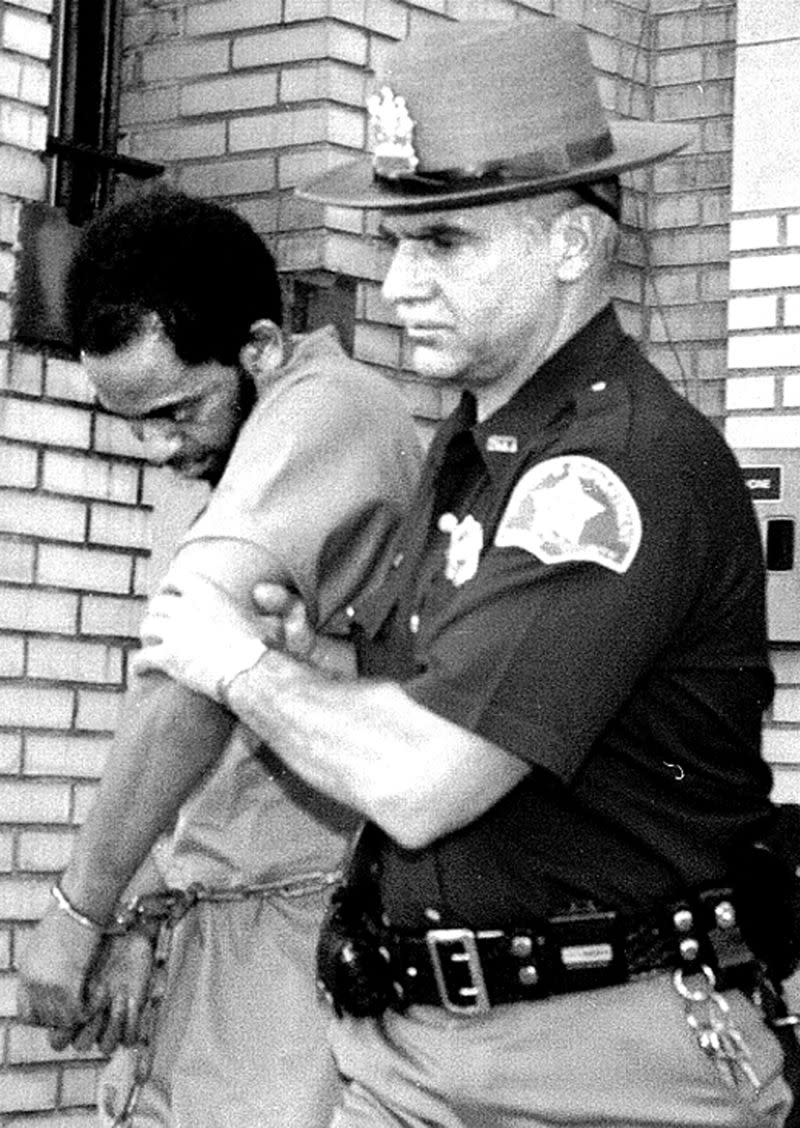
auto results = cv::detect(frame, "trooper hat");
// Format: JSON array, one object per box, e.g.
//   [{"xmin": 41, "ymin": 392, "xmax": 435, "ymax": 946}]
[{"xmin": 297, "ymin": 18, "xmax": 693, "ymax": 213}]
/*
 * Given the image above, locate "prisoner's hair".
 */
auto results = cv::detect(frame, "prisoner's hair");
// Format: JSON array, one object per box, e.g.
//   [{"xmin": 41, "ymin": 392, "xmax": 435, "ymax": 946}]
[{"xmin": 67, "ymin": 185, "xmax": 283, "ymax": 364}]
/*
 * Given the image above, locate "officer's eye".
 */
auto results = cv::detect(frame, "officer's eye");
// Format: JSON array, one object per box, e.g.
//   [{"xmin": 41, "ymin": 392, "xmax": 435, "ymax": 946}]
[{"xmin": 424, "ymin": 227, "xmax": 468, "ymax": 252}]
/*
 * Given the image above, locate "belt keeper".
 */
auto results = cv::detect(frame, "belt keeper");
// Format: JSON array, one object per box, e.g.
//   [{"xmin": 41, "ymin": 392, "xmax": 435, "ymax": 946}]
[
  {"xmin": 697, "ymin": 888, "xmax": 754, "ymax": 976},
  {"xmin": 669, "ymin": 890, "xmax": 753, "ymax": 982},
  {"xmin": 669, "ymin": 901, "xmax": 704, "ymax": 971}
]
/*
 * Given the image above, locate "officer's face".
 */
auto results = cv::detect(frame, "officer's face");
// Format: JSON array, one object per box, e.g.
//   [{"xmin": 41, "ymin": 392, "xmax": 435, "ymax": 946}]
[
  {"xmin": 83, "ymin": 323, "xmax": 246, "ymax": 486},
  {"xmin": 380, "ymin": 197, "xmax": 563, "ymax": 391}
]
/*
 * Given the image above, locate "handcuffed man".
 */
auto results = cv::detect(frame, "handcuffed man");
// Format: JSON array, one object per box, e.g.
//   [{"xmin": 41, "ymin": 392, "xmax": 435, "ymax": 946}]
[{"xmin": 17, "ymin": 187, "xmax": 421, "ymax": 1127}]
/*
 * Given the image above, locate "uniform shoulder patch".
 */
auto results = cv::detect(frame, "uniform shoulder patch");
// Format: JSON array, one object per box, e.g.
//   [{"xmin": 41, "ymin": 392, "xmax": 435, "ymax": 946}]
[{"xmin": 494, "ymin": 455, "xmax": 641, "ymax": 574}]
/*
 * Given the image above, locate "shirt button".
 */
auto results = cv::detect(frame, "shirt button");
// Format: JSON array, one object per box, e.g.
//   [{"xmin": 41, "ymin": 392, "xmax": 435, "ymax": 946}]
[
  {"xmin": 409, "ymin": 613, "xmax": 420, "ymax": 634},
  {"xmin": 591, "ymin": 380, "xmax": 607, "ymax": 392}
]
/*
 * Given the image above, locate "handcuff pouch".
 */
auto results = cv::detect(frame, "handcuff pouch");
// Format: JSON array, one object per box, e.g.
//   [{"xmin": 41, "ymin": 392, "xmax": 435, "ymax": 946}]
[
  {"xmin": 316, "ymin": 883, "xmax": 403, "ymax": 1017},
  {"xmin": 316, "ymin": 823, "xmax": 403, "ymax": 1017},
  {"xmin": 729, "ymin": 804, "xmax": 800, "ymax": 983}
]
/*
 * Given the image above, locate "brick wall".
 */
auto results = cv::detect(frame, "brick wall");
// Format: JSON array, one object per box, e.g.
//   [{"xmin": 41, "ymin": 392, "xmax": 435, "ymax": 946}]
[
  {"xmin": 0, "ymin": 349, "xmax": 152, "ymax": 1120},
  {"xmin": 0, "ymin": 2, "xmax": 155, "ymax": 1117},
  {"xmin": 0, "ymin": 0, "xmax": 778, "ymax": 1120}
]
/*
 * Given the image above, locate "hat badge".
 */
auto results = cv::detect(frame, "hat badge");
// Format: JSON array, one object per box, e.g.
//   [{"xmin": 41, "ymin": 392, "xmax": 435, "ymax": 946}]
[{"xmin": 367, "ymin": 85, "xmax": 419, "ymax": 180}]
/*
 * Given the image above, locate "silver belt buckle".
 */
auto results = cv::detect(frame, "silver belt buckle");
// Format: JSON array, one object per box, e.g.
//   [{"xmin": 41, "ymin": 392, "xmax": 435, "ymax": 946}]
[{"xmin": 426, "ymin": 927, "xmax": 492, "ymax": 1014}]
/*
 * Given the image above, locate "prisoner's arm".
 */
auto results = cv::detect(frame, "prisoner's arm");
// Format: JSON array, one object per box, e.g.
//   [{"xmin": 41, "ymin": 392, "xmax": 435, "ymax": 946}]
[
  {"xmin": 17, "ymin": 543, "xmax": 279, "ymax": 1035},
  {"xmin": 16, "ymin": 673, "xmax": 233, "ymax": 1036},
  {"xmin": 61, "ymin": 539, "xmax": 284, "ymax": 919},
  {"xmin": 138, "ymin": 576, "xmax": 530, "ymax": 850},
  {"xmin": 60, "ymin": 673, "xmax": 234, "ymax": 920}
]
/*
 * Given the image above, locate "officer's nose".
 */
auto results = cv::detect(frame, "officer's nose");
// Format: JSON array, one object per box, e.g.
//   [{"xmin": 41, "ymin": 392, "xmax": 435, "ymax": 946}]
[
  {"xmin": 382, "ymin": 240, "xmax": 428, "ymax": 306},
  {"xmin": 129, "ymin": 418, "xmax": 183, "ymax": 466}
]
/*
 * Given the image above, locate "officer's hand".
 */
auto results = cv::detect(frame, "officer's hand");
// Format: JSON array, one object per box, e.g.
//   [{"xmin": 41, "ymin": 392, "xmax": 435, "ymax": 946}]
[
  {"xmin": 134, "ymin": 574, "xmax": 266, "ymax": 701},
  {"xmin": 250, "ymin": 582, "xmax": 316, "ymax": 658},
  {"xmin": 77, "ymin": 931, "xmax": 154, "ymax": 1055},
  {"xmin": 16, "ymin": 900, "xmax": 101, "ymax": 1049},
  {"xmin": 252, "ymin": 583, "xmax": 357, "ymax": 678}
]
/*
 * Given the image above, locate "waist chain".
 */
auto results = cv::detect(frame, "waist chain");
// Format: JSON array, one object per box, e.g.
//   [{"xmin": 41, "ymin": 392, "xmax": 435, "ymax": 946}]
[
  {"xmin": 108, "ymin": 868, "xmax": 341, "ymax": 1127},
  {"xmin": 110, "ymin": 867, "xmax": 343, "ymax": 937}
]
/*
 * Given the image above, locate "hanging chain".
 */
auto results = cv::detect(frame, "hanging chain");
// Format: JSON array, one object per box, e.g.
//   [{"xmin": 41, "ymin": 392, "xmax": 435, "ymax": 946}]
[
  {"xmin": 107, "ymin": 869, "xmax": 342, "ymax": 1126},
  {"xmin": 109, "ymin": 891, "xmax": 189, "ymax": 1128},
  {"xmin": 673, "ymin": 963, "xmax": 762, "ymax": 1095}
]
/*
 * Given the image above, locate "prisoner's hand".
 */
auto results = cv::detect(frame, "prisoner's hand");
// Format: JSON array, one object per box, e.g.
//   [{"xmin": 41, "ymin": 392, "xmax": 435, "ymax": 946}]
[
  {"xmin": 76, "ymin": 931, "xmax": 154, "ymax": 1055},
  {"xmin": 134, "ymin": 574, "xmax": 266, "ymax": 702},
  {"xmin": 17, "ymin": 900, "xmax": 101, "ymax": 1049}
]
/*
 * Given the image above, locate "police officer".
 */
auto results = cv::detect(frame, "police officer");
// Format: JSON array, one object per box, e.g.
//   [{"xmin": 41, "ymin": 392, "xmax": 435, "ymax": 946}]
[{"xmin": 108, "ymin": 18, "xmax": 799, "ymax": 1128}]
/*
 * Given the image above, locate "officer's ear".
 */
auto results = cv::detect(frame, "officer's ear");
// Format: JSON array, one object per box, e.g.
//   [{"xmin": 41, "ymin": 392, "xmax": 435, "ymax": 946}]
[
  {"xmin": 549, "ymin": 204, "xmax": 605, "ymax": 283},
  {"xmin": 239, "ymin": 320, "xmax": 284, "ymax": 381}
]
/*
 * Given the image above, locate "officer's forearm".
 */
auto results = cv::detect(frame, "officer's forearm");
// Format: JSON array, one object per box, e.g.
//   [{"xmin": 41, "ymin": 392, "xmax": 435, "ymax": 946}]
[
  {"xmin": 225, "ymin": 649, "xmax": 528, "ymax": 849},
  {"xmin": 60, "ymin": 673, "xmax": 235, "ymax": 922}
]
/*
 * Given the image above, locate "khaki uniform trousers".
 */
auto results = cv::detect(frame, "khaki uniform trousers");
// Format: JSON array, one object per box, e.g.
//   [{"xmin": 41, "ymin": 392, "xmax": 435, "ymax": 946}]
[
  {"xmin": 329, "ymin": 973, "xmax": 791, "ymax": 1128},
  {"xmin": 98, "ymin": 889, "xmax": 340, "ymax": 1128}
]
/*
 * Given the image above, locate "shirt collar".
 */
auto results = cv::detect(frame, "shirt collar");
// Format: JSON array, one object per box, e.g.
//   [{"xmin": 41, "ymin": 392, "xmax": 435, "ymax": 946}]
[
  {"xmin": 472, "ymin": 304, "xmax": 625, "ymax": 477},
  {"xmin": 255, "ymin": 325, "xmax": 344, "ymax": 398}
]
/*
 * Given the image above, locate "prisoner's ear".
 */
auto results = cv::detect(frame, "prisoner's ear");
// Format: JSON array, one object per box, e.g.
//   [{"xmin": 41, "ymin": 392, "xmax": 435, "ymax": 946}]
[{"xmin": 239, "ymin": 319, "xmax": 284, "ymax": 380}]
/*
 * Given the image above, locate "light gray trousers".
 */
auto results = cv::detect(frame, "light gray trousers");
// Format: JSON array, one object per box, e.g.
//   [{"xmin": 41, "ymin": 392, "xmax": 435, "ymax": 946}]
[{"xmin": 329, "ymin": 973, "xmax": 791, "ymax": 1128}]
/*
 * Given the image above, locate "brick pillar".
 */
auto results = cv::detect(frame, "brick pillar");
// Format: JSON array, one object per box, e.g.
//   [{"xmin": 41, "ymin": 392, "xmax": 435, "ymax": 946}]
[
  {"xmin": 641, "ymin": 0, "xmax": 735, "ymax": 424},
  {"xmin": 0, "ymin": 3, "xmax": 158, "ymax": 1115},
  {"xmin": 0, "ymin": 342, "xmax": 156, "ymax": 1116},
  {"xmin": 724, "ymin": 2, "xmax": 800, "ymax": 804}
]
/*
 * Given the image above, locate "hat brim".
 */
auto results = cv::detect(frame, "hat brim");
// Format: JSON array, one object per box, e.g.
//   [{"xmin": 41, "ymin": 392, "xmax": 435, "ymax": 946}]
[{"xmin": 297, "ymin": 121, "xmax": 693, "ymax": 212}]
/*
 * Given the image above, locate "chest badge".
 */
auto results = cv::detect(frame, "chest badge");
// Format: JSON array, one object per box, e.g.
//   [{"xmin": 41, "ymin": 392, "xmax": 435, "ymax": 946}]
[
  {"xmin": 438, "ymin": 513, "xmax": 484, "ymax": 587},
  {"xmin": 494, "ymin": 455, "xmax": 641, "ymax": 574}
]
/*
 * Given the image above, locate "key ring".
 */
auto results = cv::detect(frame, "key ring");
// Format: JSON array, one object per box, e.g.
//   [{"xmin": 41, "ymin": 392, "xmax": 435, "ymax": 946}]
[
  {"xmin": 673, "ymin": 963, "xmax": 717, "ymax": 1002},
  {"xmin": 673, "ymin": 962, "xmax": 762, "ymax": 1095}
]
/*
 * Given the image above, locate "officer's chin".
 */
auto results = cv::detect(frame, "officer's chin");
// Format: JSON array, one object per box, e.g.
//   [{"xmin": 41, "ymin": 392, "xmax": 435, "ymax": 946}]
[{"xmin": 405, "ymin": 342, "xmax": 463, "ymax": 383}]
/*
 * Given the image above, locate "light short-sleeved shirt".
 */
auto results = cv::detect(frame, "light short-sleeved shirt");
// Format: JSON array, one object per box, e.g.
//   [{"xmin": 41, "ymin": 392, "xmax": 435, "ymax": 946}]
[{"xmin": 156, "ymin": 327, "xmax": 422, "ymax": 888}]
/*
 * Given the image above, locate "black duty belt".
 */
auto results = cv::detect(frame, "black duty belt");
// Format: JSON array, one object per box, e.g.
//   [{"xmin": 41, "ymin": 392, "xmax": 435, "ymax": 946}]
[
  {"xmin": 390, "ymin": 891, "xmax": 757, "ymax": 1014},
  {"xmin": 317, "ymin": 885, "xmax": 759, "ymax": 1018}
]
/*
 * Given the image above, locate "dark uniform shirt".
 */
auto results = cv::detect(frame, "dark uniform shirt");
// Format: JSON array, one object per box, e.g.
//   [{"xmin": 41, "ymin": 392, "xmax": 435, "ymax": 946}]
[{"xmin": 353, "ymin": 306, "xmax": 775, "ymax": 931}]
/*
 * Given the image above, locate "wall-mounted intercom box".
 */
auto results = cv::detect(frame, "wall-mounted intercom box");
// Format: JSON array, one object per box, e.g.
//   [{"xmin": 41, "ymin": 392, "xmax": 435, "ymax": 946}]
[{"xmin": 738, "ymin": 449, "xmax": 800, "ymax": 643}]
